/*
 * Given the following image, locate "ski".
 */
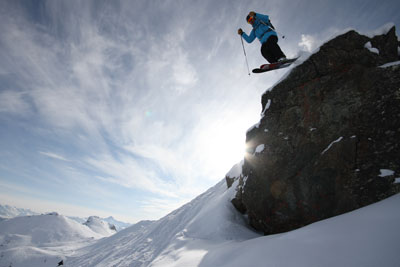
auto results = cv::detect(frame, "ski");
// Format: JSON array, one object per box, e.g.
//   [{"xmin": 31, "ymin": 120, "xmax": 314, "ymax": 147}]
[{"xmin": 252, "ymin": 58, "xmax": 298, "ymax": 73}]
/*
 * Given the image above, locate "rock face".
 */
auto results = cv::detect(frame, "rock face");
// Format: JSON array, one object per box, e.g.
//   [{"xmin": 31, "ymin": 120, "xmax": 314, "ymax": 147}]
[{"xmin": 229, "ymin": 26, "xmax": 400, "ymax": 235}]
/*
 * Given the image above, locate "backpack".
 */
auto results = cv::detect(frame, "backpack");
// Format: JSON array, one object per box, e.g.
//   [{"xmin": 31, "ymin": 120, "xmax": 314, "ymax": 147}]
[{"xmin": 260, "ymin": 19, "xmax": 275, "ymax": 30}]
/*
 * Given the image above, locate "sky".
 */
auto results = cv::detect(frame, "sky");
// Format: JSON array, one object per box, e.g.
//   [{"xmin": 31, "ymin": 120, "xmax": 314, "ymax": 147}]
[{"xmin": 0, "ymin": 0, "xmax": 399, "ymax": 223}]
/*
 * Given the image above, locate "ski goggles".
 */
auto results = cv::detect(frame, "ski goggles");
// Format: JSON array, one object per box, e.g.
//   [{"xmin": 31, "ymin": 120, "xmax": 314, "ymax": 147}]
[{"xmin": 247, "ymin": 16, "xmax": 255, "ymax": 24}]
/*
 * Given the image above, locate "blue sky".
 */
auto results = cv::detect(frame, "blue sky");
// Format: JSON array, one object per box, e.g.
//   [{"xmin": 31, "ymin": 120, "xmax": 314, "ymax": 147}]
[{"xmin": 0, "ymin": 0, "xmax": 399, "ymax": 223}]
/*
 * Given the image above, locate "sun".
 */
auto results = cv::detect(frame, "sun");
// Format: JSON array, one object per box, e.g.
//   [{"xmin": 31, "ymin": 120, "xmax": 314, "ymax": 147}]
[{"xmin": 196, "ymin": 118, "xmax": 247, "ymax": 179}]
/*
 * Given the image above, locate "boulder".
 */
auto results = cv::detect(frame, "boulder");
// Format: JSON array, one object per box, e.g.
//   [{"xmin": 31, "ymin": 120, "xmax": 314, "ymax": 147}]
[{"xmin": 231, "ymin": 26, "xmax": 400, "ymax": 234}]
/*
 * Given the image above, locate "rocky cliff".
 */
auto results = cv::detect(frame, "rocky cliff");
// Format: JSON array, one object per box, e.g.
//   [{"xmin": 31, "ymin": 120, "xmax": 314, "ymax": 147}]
[{"xmin": 228, "ymin": 26, "xmax": 400, "ymax": 235}]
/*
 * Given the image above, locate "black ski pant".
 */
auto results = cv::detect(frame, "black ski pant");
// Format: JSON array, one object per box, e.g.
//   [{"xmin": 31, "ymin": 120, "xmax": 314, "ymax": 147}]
[{"xmin": 261, "ymin": 35, "xmax": 286, "ymax": 63}]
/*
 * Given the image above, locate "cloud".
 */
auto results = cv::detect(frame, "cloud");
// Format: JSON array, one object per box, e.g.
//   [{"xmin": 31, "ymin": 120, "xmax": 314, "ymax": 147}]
[
  {"xmin": 85, "ymin": 153, "xmax": 179, "ymax": 198},
  {"xmin": 298, "ymin": 34, "xmax": 317, "ymax": 52},
  {"xmin": 39, "ymin": 151, "xmax": 70, "ymax": 161},
  {"xmin": 0, "ymin": 0, "xmax": 286, "ymax": 220},
  {"xmin": 0, "ymin": 90, "xmax": 31, "ymax": 115},
  {"xmin": 145, "ymin": 31, "xmax": 199, "ymax": 93}
]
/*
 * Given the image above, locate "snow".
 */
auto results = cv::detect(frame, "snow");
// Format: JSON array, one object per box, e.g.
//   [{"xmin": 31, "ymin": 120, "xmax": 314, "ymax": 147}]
[
  {"xmin": 364, "ymin": 41, "xmax": 379, "ymax": 54},
  {"xmin": 68, "ymin": 215, "xmax": 131, "ymax": 231},
  {"xmin": 62, "ymin": 176, "xmax": 400, "ymax": 267},
  {"xmin": 379, "ymin": 60, "xmax": 400, "ymax": 68},
  {"xmin": 67, "ymin": 180, "xmax": 259, "ymax": 266},
  {"xmin": 379, "ymin": 169, "xmax": 395, "ymax": 177},
  {"xmin": 103, "ymin": 216, "xmax": 132, "ymax": 231},
  {"xmin": 68, "ymin": 216, "xmax": 87, "ymax": 224},
  {"xmin": 321, "ymin": 136, "xmax": 343, "ymax": 155},
  {"xmin": 225, "ymin": 160, "xmax": 244, "ymax": 179},
  {"xmin": 84, "ymin": 216, "xmax": 117, "ymax": 236},
  {"xmin": 199, "ymin": 194, "xmax": 400, "ymax": 267},
  {"xmin": 395, "ymin": 178, "xmax": 400, "ymax": 184},
  {"xmin": 0, "ymin": 213, "xmax": 105, "ymax": 267},
  {"xmin": 255, "ymin": 144, "xmax": 265, "ymax": 154},
  {"xmin": 261, "ymin": 99, "xmax": 272, "ymax": 116},
  {"xmin": 2, "ymin": 181, "xmax": 400, "ymax": 267}
]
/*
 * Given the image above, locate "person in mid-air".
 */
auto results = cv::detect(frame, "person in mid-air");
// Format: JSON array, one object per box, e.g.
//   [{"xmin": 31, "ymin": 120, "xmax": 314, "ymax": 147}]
[{"xmin": 238, "ymin": 11, "xmax": 286, "ymax": 64}]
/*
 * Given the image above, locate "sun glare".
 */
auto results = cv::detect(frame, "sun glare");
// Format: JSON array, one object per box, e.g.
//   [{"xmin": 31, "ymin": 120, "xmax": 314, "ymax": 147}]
[{"xmin": 197, "ymin": 119, "xmax": 248, "ymax": 179}]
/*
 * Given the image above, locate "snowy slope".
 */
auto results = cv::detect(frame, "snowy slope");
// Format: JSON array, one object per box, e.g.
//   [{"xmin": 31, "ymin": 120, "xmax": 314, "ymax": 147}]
[
  {"xmin": 2, "ymin": 180, "xmax": 399, "ymax": 267},
  {"xmin": 67, "ymin": 176, "xmax": 400, "ymax": 267},
  {"xmin": 84, "ymin": 216, "xmax": 117, "ymax": 236},
  {"xmin": 199, "ymin": 193, "xmax": 400, "ymax": 267},
  {"xmin": 0, "ymin": 213, "xmax": 104, "ymax": 267},
  {"xmin": 68, "ymin": 179, "xmax": 259, "ymax": 266},
  {"xmin": 66, "ymin": 176, "xmax": 400, "ymax": 267}
]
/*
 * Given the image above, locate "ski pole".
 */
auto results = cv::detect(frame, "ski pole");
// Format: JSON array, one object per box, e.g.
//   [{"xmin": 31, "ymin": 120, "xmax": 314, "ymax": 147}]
[{"xmin": 240, "ymin": 36, "xmax": 251, "ymax": 76}]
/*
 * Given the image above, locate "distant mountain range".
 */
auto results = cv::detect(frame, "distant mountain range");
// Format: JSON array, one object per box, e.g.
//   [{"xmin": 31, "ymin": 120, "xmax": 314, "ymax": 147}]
[
  {"xmin": 0, "ymin": 204, "xmax": 131, "ymax": 231},
  {"xmin": 0, "ymin": 204, "xmax": 39, "ymax": 218}
]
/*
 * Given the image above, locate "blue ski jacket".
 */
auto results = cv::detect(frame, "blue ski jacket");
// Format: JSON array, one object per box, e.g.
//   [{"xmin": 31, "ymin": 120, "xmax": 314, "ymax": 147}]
[{"xmin": 241, "ymin": 13, "xmax": 277, "ymax": 44}]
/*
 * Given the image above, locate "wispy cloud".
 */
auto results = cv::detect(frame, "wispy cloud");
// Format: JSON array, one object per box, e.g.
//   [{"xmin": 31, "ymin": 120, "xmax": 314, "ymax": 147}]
[
  {"xmin": 0, "ymin": 0, "xmax": 292, "ymax": 220},
  {"xmin": 39, "ymin": 151, "xmax": 70, "ymax": 162},
  {"xmin": 0, "ymin": 91, "xmax": 31, "ymax": 115},
  {"xmin": 85, "ymin": 153, "xmax": 180, "ymax": 198}
]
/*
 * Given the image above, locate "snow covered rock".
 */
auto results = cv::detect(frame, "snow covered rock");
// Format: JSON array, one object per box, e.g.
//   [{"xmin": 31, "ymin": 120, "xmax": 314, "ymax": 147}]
[
  {"xmin": 103, "ymin": 216, "xmax": 131, "ymax": 231},
  {"xmin": 232, "ymin": 26, "xmax": 400, "ymax": 234},
  {"xmin": 225, "ymin": 160, "xmax": 243, "ymax": 188},
  {"xmin": 83, "ymin": 216, "xmax": 117, "ymax": 236}
]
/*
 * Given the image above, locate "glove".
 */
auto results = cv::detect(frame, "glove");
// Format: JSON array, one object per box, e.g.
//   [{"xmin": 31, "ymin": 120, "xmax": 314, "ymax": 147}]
[{"xmin": 238, "ymin": 28, "xmax": 243, "ymax": 35}]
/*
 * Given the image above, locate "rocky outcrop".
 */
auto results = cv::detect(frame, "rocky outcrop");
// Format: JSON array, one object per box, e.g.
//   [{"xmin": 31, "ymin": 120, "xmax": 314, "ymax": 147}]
[{"xmin": 229, "ymin": 26, "xmax": 400, "ymax": 235}]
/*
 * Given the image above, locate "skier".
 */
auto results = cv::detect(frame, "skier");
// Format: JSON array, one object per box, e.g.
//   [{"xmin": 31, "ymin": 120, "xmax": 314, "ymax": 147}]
[{"xmin": 238, "ymin": 11, "xmax": 286, "ymax": 64}]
